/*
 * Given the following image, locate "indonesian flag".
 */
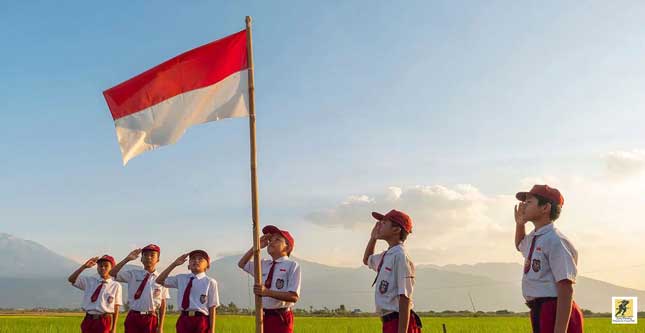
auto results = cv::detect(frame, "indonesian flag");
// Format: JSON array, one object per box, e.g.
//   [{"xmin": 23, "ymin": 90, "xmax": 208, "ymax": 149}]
[{"xmin": 103, "ymin": 30, "xmax": 249, "ymax": 165}]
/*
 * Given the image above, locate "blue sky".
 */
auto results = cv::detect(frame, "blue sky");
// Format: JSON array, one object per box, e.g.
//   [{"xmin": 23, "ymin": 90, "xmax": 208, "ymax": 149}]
[{"xmin": 2, "ymin": 1, "xmax": 645, "ymax": 288}]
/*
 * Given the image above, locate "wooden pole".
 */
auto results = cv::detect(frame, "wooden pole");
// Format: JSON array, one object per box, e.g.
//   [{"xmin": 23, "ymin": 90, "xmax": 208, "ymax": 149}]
[{"xmin": 246, "ymin": 15, "xmax": 263, "ymax": 333}]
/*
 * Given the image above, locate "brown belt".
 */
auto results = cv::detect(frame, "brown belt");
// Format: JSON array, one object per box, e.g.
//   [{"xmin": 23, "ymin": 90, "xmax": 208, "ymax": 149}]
[{"xmin": 130, "ymin": 310, "xmax": 157, "ymax": 316}]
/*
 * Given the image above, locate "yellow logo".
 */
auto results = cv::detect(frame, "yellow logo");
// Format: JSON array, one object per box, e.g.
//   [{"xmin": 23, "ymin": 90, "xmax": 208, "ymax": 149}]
[{"xmin": 612, "ymin": 297, "xmax": 638, "ymax": 324}]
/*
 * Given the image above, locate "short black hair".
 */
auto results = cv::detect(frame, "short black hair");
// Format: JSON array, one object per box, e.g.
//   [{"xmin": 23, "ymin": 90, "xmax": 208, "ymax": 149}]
[
  {"xmin": 399, "ymin": 229, "xmax": 409, "ymax": 242},
  {"xmin": 534, "ymin": 194, "xmax": 562, "ymax": 221}
]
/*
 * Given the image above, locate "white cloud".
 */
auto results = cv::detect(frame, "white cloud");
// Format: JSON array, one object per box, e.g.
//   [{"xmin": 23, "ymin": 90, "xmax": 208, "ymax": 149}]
[{"xmin": 605, "ymin": 149, "xmax": 645, "ymax": 177}]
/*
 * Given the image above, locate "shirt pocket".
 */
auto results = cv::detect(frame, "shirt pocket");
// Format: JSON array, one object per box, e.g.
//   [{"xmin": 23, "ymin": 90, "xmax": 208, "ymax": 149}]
[{"xmin": 273, "ymin": 271, "xmax": 288, "ymax": 290}]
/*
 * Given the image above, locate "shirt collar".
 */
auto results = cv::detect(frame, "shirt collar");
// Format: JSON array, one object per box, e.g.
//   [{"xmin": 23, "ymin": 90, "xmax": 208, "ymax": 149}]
[
  {"xmin": 532, "ymin": 223, "xmax": 555, "ymax": 236},
  {"xmin": 191, "ymin": 272, "xmax": 206, "ymax": 279},
  {"xmin": 98, "ymin": 276, "xmax": 112, "ymax": 283},
  {"xmin": 387, "ymin": 244, "xmax": 404, "ymax": 254},
  {"xmin": 273, "ymin": 256, "xmax": 289, "ymax": 263}
]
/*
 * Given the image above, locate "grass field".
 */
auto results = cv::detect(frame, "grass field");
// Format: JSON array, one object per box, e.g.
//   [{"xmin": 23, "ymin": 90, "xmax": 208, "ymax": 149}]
[{"xmin": 0, "ymin": 314, "xmax": 643, "ymax": 332}]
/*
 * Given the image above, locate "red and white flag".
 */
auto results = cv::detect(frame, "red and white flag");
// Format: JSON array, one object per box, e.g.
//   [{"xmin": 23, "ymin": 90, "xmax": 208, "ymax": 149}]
[{"xmin": 103, "ymin": 30, "xmax": 249, "ymax": 165}]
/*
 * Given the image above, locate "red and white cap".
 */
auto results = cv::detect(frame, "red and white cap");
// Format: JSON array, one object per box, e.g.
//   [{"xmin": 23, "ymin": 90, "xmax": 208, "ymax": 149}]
[
  {"xmin": 262, "ymin": 225, "xmax": 295, "ymax": 255},
  {"xmin": 142, "ymin": 244, "xmax": 160, "ymax": 254},
  {"xmin": 372, "ymin": 209, "xmax": 413, "ymax": 233},
  {"xmin": 97, "ymin": 255, "xmax": 116, "ymax": 267},
  {"xmin": 516, "ymin": 184, "xmax": 564, "ymax": 206}
]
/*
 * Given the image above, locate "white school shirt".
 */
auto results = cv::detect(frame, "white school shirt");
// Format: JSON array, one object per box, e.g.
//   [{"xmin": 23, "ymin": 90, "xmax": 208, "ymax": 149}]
[
  {"xmin": 73, "ymin": 276, "xmax": 123, "ymax": 314},
  {"xmin": 116, "ymin": 269, "xmax": 170, "ymax": 312},
  {"xmin": 164, "ymin": 272, "xmax": 220, "ymax": 315},
  {"xmin": 243, "ymin": 256, "xmax": 301, "ymax": 309},
  {"xmin": 518, "ymin": 223, "xmax": 578, "ymax": 300},
  {"xmin": 367, "ymin": 244, "xmax": 415, "ymax": 314}
]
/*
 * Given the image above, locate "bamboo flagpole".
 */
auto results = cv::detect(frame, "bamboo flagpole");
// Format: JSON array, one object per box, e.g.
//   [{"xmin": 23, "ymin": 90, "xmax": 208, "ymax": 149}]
[{"xmin": 245, "ymin": 16, "xmax": 264, "ymax": 333}]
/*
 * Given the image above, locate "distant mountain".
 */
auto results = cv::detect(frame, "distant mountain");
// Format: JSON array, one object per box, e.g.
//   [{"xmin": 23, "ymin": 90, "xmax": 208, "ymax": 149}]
[
  {"xmin": 1, "ymin": 234, "xmax": 643, "ymax": 313},
  {"xmin": 0, "ymin": 233, "xmax": 79, "ymax": 278}
]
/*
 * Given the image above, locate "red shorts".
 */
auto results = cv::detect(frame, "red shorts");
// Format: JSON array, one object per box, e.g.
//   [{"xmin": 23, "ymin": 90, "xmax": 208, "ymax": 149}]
[
  {"xmin": 81, "ymin": 314, "xmax": 112, "ymax": 333},
  {"xmin": 263, "ymin": 309, "xmax": 294, "ymax": 333},
  {"xmin": 176, "ymin": 313, "xmax": 210, "ymax": 333},
  {"xmin": 529, "ymin": 299, "xmax": 584, "ymax": 333},
  {"xmin": 382, "ymin": 311, "xmax": 422, "ymax": 333},
  {"xmin": 125, "ymin": 311, "xmax": 159, "ymax": 333}
]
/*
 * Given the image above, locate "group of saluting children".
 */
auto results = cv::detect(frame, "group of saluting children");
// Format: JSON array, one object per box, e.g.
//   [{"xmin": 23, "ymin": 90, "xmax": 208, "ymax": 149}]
[{"xmin": 68, "ymin": 184, "xmax": 583, "ymax": 333}]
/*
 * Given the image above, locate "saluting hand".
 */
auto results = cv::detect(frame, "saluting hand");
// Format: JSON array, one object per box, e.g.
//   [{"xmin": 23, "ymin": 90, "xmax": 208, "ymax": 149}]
[
  {"xmin": 370, "ymin": 222, "xmax": 380, "ymax": 240},
  {"xmin": 83, "ymin": 257, "xmax": 100, "ymax": 268},
  {"xmin": 259, "ymin": 234, "xmax": 270, "ymax": 249},
  {"xmin": 253, "ymin": 283, "xmax": 268, "ymax": 296},
  {"xmin": 514, "ymin": 202, "xmax": 527, "ymax": 225},
  {"xmin": 126, "ymin": 249, "xmax": 142, "ymax": 261},
  {"xmin": 172, "ymin": 253, "xmax": 189, "ymax": 266}
]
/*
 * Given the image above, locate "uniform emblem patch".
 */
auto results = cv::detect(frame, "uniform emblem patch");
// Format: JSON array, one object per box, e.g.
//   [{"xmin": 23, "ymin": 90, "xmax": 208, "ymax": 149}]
[
  {"xmin": 153, "ymin": 288, "xmax": 161, "ymax": 297},
  {"xmin": 532, "ymin": 259, "xmax": 541, "ymax": 272},
  {"xmin": 276, "ymin": 279, "xmax": 285, "ymax": 290},
  {"xmin": 107, "ymin": 296, "xmax": 114, "ymax": 304},
  {"xmin": 200, "ymin": 294, "xmax": 206, "ymax": 304},
  {"xmin": 379, "ymin": 280, "xmax": 389, "ymax": 294}
]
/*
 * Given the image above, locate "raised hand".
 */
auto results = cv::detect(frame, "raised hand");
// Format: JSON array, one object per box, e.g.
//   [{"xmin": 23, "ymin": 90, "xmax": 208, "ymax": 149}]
[
  {"xmin": 259, "ymin": 234, "xmax": 270, "ymax": 249},
  {"xmin": 126, "ymin": 249, "xmax": 142, "ymax": 261},
  {"xmin": 370, "ymin": 221, "xmax": 380, "ymax": 240},
  {"xmin": 514, "ymin": 202, "xmax": 527, "ymax": 225},
  {"xmin": 173, "ymin": 253, "xmax": 189, "ymax": 266},
  {"xmin": 83, "ymin": 257, "xmax": 100, "ymax": 268}
]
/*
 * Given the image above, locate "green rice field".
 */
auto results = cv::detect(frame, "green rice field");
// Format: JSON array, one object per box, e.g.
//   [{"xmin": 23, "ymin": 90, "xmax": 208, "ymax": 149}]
[{"xmin": 0, "ymin": 314, "xmax": 643, "ymax": 332}]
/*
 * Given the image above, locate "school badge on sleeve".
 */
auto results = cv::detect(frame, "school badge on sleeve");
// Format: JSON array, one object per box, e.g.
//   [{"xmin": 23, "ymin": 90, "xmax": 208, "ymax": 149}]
[
  {"xmin": 379, "ymin": 280, "xmax": 389, "ymax": 294},
  {"xmin": 276, "ymin": 279, "xmax": 285, "ymax": 290},
  {"xmin": 200, "ymin": 294, "xmax": 207, "ymax": 304}
]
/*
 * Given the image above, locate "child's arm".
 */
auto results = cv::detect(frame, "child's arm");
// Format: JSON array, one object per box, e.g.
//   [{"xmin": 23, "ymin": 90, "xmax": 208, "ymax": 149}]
[
  {"xmin": 208, "ymin": 306, "xmax": 216, "ymax": 333},
  {"xmin": 253, "ymin": 287, "xmax": 299, "ymax": 302},
  {"xmin": 156, "ymin": 253, "xmax": 188, "ymax": 286},
  {"xmin": 110, "ymin": 249, "xmax": 142, "ymax": 278},
  {"xmin": 111, "ymin": 304, "xmax": 120, "ymax": 333},
  {"xmin": 237, "ymin": 235, "xmax": 269, "ymax": 269},
  {"xmin": 362, "ymin": 223, "xmax": 379, "ymax": 266},
  {"xmin": 397, "ymin": 295, "xmax": 411, "ymax": 333},
  {"xmin": 554, "ymin": 280, "xmax": 574, "ymax": 333},
  {"xmin": 514, "ymin": 203, "xmax": 528, "ymax": 251},
  {"xmin": 68, "ymin": 257, "xmax": 99, "ymax": 285},
  {"xmin": 157, "ymin": 299, "xmax": 166, "ymax": 333}
]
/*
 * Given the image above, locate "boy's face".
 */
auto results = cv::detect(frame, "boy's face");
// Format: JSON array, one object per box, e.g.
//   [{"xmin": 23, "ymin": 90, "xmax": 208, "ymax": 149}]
[
  {"xmin": 96, "ymin": 261, "xmax": 112, "ymax": 278},
  {"xmin": 188, "ymin": 255, "xmax": 209, "ymax": 273},
  {"xmin": 375, "ymin": 219, "xmax": 401, "ymax": 240},
  {"xmin": 522, "ymin": 194, "xmax": 550, "ymax": 221},
  {"xmin": 141, "ymin": 250, "xmax": 159, "ymax": 268},
  {"xmin": 267, "ymin": 233, "xmax": 289, "ymax": 257}
]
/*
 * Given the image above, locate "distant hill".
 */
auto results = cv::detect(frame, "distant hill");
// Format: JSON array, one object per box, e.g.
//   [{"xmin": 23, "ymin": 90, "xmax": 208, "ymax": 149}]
[{"xmin": 1, "ymin": 233, "xmax": 643, "ymax": 313}]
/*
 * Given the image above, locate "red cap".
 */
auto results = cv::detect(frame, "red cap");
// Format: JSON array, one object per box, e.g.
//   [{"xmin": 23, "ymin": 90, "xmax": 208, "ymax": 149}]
[
  {"xmin": 372, "ymin": 209, "xmax": 413, "ymax": 233},
  {"xmin": 188, "ymin": 249, "xmax": 210, "ymax": 263},
  {"xmin": 97, "ymin": 255, "xmax": 116, "ymax": 267},
  {"xmin": 262, "ymin": 225, "xmax": 295, "ymax": 255},
  {"xmin": 142, "ymin": 244, "xmax": 160, "ymax": 254},
  {"xmin": 516, "ymin": 184, "xmax": 564, "ymax": 206}
]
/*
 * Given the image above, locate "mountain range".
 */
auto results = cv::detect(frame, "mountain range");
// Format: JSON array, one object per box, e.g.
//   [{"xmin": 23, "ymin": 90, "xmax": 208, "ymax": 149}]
[{"xmin": 1, "ymin": 233, "xmax": 643, "ymax": 313}]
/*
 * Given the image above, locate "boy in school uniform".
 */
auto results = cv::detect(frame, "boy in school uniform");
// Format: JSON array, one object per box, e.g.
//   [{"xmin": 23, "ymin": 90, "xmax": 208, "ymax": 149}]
[
  {"xmin": 238, "ymin": 225, "xmax": 301, "ymax": 333},
  {"xmin": 156, "ymin": 250, "xmax": 219, "ymax": 333},
  {"xmin": 110, "ymin": 244, "xmax": 170, "ymax": 333},
  {"xmin": 68, "ymin": 255, "xmax": 123, "ymax": 333},
  {"xmin": 514, "ymin": 184, "xmax": 584, "ymax": 333},
  {"xmin": 363, "ymin": 209, "xmax": 422, "ymax": 333}
]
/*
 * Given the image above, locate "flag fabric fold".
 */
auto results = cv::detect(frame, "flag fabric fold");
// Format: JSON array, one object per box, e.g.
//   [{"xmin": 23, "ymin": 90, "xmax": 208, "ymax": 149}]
[{"xmin": 103, "ymin": 30, "xmax": 249, "ymax": 165}]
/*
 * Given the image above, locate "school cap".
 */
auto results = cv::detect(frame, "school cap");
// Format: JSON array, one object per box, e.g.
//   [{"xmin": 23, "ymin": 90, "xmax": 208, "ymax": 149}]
[
  {"xmin": 372, "ymin": 209, "xmax": 413, "ymax": 233},
  {"xmin": 142, "ymin": 244, "xmax": 160, "ymax": 254},
  {"xmin": 262, "ymin": 225, "xmax": 295, "ymax": 255},
  {"xmin": 516, "ymin": 184, "xmax": 564, "ymax": 206},
  {"xmin": 97, "ymin": 255, "xmax": 116, "ymax": 267}
]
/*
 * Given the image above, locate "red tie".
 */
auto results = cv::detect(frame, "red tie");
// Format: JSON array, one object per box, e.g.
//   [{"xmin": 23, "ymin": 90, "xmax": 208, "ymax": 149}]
[
  {"xmin": 90, "ymin": 281, "xmax": 106, "ymax": 303},
  {"xmin": 264, "ymin": 261, "xmax": 277, "ymax": 289},
  {"xmin": 372, "ymin": 249, "xmax": 390, "ymax": 287},
  {"xmin": 524, "ymin": 235, "xmax": 540, "ymax": 274},
  {"xmin": 133, "ymin": 273, "xmax": 151, "ymax": 300},
  {"xmin": 181, "ymin": 277, "xmax": 195, "ymax": 310}
]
